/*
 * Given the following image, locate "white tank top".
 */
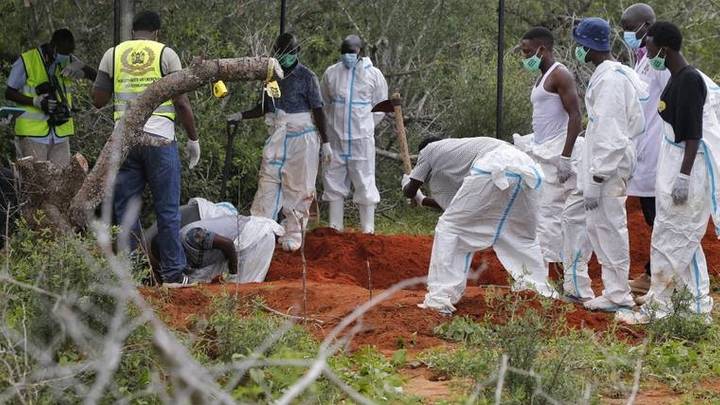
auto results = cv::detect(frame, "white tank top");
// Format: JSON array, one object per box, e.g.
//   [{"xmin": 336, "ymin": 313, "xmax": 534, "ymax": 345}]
[{"xmin": 531, "ymin": 62, "xmax": 569, "ymax": 144}]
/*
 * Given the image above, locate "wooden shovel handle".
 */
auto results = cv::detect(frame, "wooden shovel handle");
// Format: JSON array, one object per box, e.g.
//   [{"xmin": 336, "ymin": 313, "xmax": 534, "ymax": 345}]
[{"xmin": 391, "ymin": 92, "xmax": 413, "ymax": 174}]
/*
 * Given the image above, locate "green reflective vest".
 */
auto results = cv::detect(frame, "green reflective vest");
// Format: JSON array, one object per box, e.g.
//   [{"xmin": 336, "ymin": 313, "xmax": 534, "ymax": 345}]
[
  {"xmin": 112, "ymin": 39, "xmax": 175, "ymax": 122},
  {"xmin": 14, "ymin": 48, "xmax": 74, "ymax": 137}
]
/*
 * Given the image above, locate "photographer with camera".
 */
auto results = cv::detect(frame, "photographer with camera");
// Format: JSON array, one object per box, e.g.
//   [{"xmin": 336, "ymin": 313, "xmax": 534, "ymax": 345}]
[{"xmin": 4, "ymin": 28, "xmax": 96, "ymax": 167}]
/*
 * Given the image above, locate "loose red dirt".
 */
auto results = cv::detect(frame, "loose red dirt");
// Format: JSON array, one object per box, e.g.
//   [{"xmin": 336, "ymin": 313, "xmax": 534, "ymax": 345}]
[{"xmin": 142, "ymin": 199, "xmax": 719, "ymax": 351}]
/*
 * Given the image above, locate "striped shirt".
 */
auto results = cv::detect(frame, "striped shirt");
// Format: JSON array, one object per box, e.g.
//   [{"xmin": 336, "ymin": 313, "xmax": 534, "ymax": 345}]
[{"xmin": 410, "ymin": 137, "xmax": 504, "ymax": 209}]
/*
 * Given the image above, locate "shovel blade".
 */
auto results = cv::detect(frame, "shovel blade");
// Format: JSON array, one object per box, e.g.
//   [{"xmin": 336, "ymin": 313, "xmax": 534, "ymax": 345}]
[{"xmin": 371, "ymin": 99, "xmax": 394, "ymax": 113}]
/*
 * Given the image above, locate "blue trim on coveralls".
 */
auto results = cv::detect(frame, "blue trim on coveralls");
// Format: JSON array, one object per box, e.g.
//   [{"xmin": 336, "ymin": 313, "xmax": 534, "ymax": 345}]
[
  {"xmin": 570, "ymin": 250, "xmax": 582, "ymax": 297},
  {"xmin": 464, "ymin": 252, "xmax": 472, "ymax": 275},
  {"xmin": 468, "ymin": 168, "xmax": 538, "ymax": 244},
  {"xmin": 215, "ymin": 202, "xmax": 238, "ymax": 215},
  {"xmin": 700, "ymin": 141, "xmax": 720, "ymax": 235},
  {"xmin": 345, "ymin": 63, "xmax": 358, "ymax": 161},
  {"xmin": 530, "ymin": 166, "xmax": 543, "ymax": 190},
  {"xmin": 269, "ymin": 127, "xmax": 317, "ymax": 220},
  {"xmin": 492, "ymin": 180, "xmax": 522, "ymax": 245},
  {"xmin": 692, "ymin": 250, "xmax": 702, "ymax": 313}
]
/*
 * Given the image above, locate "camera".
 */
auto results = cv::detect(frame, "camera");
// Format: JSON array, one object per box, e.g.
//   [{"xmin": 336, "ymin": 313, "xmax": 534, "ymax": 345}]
[{"xmin": 35, "ymin": 81, "xmax": 71, "ymax": 127}]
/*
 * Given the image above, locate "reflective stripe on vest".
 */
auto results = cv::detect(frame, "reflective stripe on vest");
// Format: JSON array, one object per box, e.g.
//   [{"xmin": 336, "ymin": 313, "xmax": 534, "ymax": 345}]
[
  {"xmin": 112, "ymin": 40, "xmax": 175, "ymax": 122},
  {"xmin": 14, "ymin": 48, "xmax": 75, "ymax": 137}
]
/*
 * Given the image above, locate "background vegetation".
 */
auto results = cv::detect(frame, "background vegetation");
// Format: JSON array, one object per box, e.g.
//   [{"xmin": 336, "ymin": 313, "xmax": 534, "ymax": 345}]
[
  {"xmin": 2, "ymin": 1, "xmax": 720, "ymax": 403},
  {"xmin": 2, "ymin": 0, "xmax": 718, "ymax": 221}
]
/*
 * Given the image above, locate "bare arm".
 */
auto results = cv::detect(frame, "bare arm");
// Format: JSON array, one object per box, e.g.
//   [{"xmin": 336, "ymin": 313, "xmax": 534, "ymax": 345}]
[
  {"xmin": 212, "ymin": 234, "xmax": 239, "ymax": 275},
  {"xmin": 421, "ymin": 197, "xmax": 442, "ymax": 210},
  {"xmin": 82, "ymin": 65, "xmax": 97, "ymax": 82},
  {"xmin": 91, "ymin": 88, "xmax": 112, "ymax": 109},
  {"xmin": 173, "ymin": 94, "xmax": 197, "ymax": 141},
  {"xmin": 553, "ymin": 68, "xmax": 583, "ymax": 157},
  {"xmin": 5, "ymin": 87, "xmax": 33, "ymax": 106},
  {"xmin": 680, "ymin": 139, "xmax": 700, "ymax": 175},
  {"xmin": 403, "ymin": 178, "xmax": 423, "ymax": 199},
  {"xmin": 312, "ymin": 107, "xmax": 328, "ymax": 143}
]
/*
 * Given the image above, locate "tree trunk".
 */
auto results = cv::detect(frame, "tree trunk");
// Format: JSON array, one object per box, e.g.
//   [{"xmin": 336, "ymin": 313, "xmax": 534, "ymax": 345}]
[
  {"xmin": 113, "ymin": 0, "xmax": 134, "ymax": 45},
  {"xmin": 16, "ymin": 57, "xmax": 281, "ymax": 230},
  {"xmin": 15, "ymin": 154, "xmax": 90, "ymax": 233}
]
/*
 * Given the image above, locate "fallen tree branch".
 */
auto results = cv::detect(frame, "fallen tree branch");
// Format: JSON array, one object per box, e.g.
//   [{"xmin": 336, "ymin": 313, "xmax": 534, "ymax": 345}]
[
  {"xmin": 375, "ymin": 147, "xmax": 417, "ymax": 161},
  {"xmin": 259, "ymin": 303, "xmax": 324, "ymax": 325},
  {"xmin": 68, "ymin": 57, "xmax": 282, "ymax": 228}
]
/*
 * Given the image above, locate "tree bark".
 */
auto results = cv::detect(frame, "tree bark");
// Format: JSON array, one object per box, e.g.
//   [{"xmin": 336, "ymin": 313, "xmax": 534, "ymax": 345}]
[
  {"xmin": 19, "ymin": 56, "xmax": 281, "ymax": 230},
  {"xmin": 15, "ymin": 153, "xmax": 89, "ymax": 232}
]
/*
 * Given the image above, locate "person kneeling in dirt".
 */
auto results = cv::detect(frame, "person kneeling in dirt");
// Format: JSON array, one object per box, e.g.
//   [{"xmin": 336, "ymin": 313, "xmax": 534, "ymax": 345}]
[
  {"xmin": 402, "ymin": 136, "xmax": 558, "ymax": 314},
  {"xmin": 146, "ymin": 202, "xmax": 283, "ymax": 284}
]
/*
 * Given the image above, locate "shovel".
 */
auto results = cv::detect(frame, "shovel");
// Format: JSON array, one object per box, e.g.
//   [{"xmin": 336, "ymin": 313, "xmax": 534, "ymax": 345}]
[
  {"xmin": 372, "ymin": 92, "xmax": 412, "ymax": 174},
  {"xmin": 221, "ymin": 122, "xmax": 240, "ymax": 200}
]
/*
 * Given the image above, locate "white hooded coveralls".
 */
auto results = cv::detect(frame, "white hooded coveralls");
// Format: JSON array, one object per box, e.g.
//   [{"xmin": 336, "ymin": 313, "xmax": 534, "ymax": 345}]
[
  {"xmin": 321, "ymin": 57, "xmax": 388, "ymax": 206},
  {"xmin": 183, "ymin": 215, "xmax": 284, "ymax": 284},
  {"xmin": 420, "ymin": 139, "xmax": 557, "ymax": 312},
  {"xmin": 581, "ymin": 61, "xmax": 648, "ymax": 307},
  {"xmin": 643, "ymin": 72, "xmax": 720, "ymax": 318},
  {"xmin": 250, "ymin": 110, "xmax": 320, "ymax": 247},
  {"xmin": 628, "ymin": 51, "xmax": 671, "ymax": 197}
]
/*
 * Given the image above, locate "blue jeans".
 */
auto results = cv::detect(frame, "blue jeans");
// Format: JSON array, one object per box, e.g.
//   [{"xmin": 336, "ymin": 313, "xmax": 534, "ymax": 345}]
[{"xmin": 113, "ymin": 141, "xmax": 186, "ymax": 281}]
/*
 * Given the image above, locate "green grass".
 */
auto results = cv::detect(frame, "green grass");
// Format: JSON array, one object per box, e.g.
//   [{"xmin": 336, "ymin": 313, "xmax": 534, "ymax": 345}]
[{"xmin": 418, "ymin": 292, "xmax": 720, "ymax": 403}]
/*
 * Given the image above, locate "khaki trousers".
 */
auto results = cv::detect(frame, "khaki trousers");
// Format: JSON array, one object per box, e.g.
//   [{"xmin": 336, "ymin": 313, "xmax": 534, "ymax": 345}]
[{"xmin": 15, "ymin": 138, "xmax": 71, "ymax": 167}]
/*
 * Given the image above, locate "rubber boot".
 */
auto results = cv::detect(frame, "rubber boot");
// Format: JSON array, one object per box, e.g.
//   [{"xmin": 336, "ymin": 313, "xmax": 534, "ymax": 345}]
[
  {"xmin": 358, "ymin": 204, "xmax": 375, "ymax": 234},
  {"xmin": 328, "ymin": 200, "xmax": 344, "ymax": 232}
]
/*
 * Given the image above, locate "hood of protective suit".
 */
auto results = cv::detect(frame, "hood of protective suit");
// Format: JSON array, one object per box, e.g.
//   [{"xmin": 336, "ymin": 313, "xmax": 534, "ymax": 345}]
[
  {"xmin": 471, "ymin": 143, "xmax": 545, "ymax": 191},
  {"xmin": 590, "ymin": 61, "xmax": 649, "ymax": 102},
  {"xmin": 187, "ymin": 197, "xmax": 238, "ymax": 219}
]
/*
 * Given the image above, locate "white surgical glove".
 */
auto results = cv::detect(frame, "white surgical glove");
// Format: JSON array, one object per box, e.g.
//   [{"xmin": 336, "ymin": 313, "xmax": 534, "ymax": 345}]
[
  {"xmin": 401, "ymin": 174, "xmax": 411, "ymax": 189},
  {"xmin": 32, "ymin": 94, "xmax": 48, "ymax": 109},
  {"xmin": 584, "ymin": 179, "xmax": 602, "ymax": 211},
  {"xmin": 671, "ymin": 173, "xmax": 690, "ymax": 205},
  {"xmin": 512, "ymin": 133, "xmax": 522, "ymax": 145},
  {"xmin": 185, "ymin": 139, "xmax": 201, "ymax": 169},
  {"xmin": 227, "ymin": 111, "xmax": 243, "ymax": 123},
  {"xmin": 321, "ymin": 142, "xmax": 332, "ymax": 167},
  {"xmin": 414, "ymin": 189, "xmax": 426, "ymax": 206},
  {"xmin": 555, "ymin": 155, "xmax": 573, "ymax": 184},
  {"xmin": 61, "ymin": 61, "xmax": 86, "ymax": 80}
]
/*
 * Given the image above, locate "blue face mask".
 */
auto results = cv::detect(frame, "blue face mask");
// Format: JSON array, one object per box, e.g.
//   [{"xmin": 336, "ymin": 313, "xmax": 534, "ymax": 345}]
[
  {"xmin": 55, "ymin": 53, "xmax": 70, "ymax": 64},
  {"xmin": 341, "ymin": 53, "xmax": 358, "ymax": 69},
  {"xmin": 623, "ymin": 32, "xmax": 642, "ymax": 50}
]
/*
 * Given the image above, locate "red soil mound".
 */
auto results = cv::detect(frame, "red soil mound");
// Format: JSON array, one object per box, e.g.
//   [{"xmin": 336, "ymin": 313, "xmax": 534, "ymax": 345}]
[
  {"xmin": 266, "ymin": 228, "xmax": 434, "ymax": 289},
  {"xmin": 143, "ymin": 199, "xmax": 715, "ymax": 351}
]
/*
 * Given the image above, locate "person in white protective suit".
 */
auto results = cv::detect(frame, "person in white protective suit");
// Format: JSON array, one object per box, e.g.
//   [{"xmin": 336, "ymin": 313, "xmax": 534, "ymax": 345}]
[
  {"xmin": 146, "ymin": 198, "xmax": 283, "ymax": 284},
  {"xmin": 514, "ymin": 27, "xmax": 595, "ymax": 302},
  {"xmin": 320, "ymin": 35, "xmax": 388, "ymax": 234},
  {"xmin": 573, "ymin": 18, "xmax": 649, "ymax": 312},
  {"xmin": 402, "ymin": 137, "xmax": 558, "ymax": 314},
  {"xmin": 620, "ymin": 4, "xmax": 672, "ymax": 295},
  {"xmin": 227, "ymin": 33, "xmax": 330, "ymax": 252},
  {"xmin": 617, "ymin": 22, "xmax": 718, "ymax": 324}
]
